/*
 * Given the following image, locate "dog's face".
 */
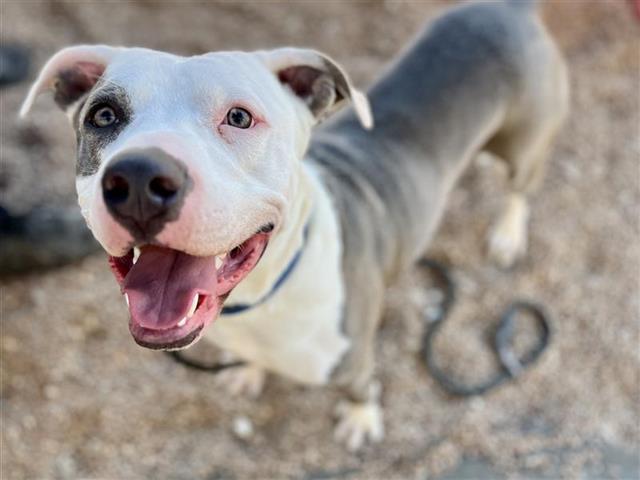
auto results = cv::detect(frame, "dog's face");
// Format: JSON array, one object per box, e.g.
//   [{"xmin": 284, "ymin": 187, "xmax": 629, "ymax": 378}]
[{"xmin": 22, "ymin": 45, "xmax": 371, "ymax": 350}]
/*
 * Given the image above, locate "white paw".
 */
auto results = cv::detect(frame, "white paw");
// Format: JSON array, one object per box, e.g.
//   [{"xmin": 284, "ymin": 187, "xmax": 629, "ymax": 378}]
[
  {"xmin": 215, "ymin": 363, "xmax": 266, "ymax": 398},
  {"xmin": 488, "ymin": 195, "xmax": 529, "ymax": 268},
  {"xmin": 488, "ymin": 221, "xmax": 527, "ymax": 268},
  {"xmin": 334, "ymin": 399, "xmax": 384, "ymax": 452}
]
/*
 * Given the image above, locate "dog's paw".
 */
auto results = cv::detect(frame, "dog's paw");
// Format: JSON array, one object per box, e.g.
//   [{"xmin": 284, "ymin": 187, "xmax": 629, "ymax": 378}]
[
  {"xmin": 488, "ymin": 221, "xmax": 527, "ymax": 268},
  {"xmin": 215, "ymin": 363, "xmax": 266, "ymax": 398},
  {"xmin": 334, "ymin": 399, "xmax": 384, "ymax": 452},
  {"xmin": 487, "ymin": 195, "xmax": 529, "ymax": 268}
]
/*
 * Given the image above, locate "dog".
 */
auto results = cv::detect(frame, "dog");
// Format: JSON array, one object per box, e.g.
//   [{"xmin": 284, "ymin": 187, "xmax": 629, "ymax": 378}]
[{"xmin": 21, "ymin": 0, "xmax": 568, "ymax": 451}]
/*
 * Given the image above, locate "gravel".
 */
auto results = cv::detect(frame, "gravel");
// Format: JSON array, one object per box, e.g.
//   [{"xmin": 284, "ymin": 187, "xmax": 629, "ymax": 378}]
[{"xmin": 2, "ymin": 1, "xmax": 638, "ymax": 478}]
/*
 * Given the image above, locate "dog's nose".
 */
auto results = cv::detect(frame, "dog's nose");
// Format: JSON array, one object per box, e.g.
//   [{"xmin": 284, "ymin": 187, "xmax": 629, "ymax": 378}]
[{"xmin": 101, "ymin": 148, "xmax": 189, "ymax": 238}]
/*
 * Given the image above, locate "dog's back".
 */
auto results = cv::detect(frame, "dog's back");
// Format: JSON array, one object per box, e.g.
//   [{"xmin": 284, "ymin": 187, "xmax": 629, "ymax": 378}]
[{"xmin": 309, "ymin": 0, "xmax": 568, "ymax": 277}]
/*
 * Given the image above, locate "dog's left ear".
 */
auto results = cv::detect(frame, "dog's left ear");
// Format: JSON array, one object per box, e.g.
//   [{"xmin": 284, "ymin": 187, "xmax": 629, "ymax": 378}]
[{"xmin": 261, "ymin": 48, "xmax": 373, "ymax": 130}]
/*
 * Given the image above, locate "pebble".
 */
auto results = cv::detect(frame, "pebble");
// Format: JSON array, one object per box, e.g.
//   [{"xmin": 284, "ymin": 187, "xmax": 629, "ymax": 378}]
[{"xmin": 232, "ymin": 415, "xmax": 254, "ymax": 440}]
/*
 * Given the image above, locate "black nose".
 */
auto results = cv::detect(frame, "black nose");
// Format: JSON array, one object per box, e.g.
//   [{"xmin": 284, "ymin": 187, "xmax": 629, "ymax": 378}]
[{"xmin": 102, "ymin": 148, "xmax": 189, "ymax": 239}]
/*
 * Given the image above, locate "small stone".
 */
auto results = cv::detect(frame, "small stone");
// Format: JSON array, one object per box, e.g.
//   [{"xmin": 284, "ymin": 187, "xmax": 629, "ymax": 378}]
[
  {"xmin": 423, "ymin": 305, "xmax": 443, "ymax": 322},
  {"xmin": 469, "ymin": 397, "xmax": 485, "ymax": 412},
  {"xmin": 232, "ymin": 415, "xmax": 254, "ymax": 440},
  {"xmin": 44, "ymin": 384, "xmax": 60, "ymax": 400}
]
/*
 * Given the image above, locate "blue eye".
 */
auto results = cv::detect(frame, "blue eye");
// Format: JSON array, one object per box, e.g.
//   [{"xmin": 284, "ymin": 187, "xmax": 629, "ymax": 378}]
[
  {"xmin": 226, "ymin": 107, "xmax": 253, "ymax": 129},
  {"xmin": 90, "ymin": 104, "xmax": 118, "ymax": 128}
]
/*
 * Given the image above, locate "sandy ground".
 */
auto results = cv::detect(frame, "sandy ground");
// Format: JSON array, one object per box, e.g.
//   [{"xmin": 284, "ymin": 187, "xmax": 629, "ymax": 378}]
[{"xmin": 1, "ymin": 1, "xmax": 638, "ymax": 479}]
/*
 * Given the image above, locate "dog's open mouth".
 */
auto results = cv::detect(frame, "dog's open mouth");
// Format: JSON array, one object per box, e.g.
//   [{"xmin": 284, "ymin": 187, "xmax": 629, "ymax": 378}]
[{"xmin": 108, "ymin": 226, "xmax": 273, "ymax": 350}]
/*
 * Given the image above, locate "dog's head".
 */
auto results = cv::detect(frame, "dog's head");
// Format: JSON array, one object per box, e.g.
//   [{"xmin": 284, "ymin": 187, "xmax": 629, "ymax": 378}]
[{"xmin": 22, "ymin": 45, "xmax": 371, "ymax": 350}]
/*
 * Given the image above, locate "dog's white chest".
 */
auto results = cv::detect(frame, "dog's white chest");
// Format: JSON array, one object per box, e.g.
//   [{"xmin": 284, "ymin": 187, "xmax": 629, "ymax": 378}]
[{"xmin": 204, "ymin": 167, "xmax": 349, "ymax": 385}]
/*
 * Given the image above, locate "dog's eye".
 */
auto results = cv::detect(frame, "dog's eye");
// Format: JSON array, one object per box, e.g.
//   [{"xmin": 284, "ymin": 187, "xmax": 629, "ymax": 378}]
[
  {"xmin": 89, "ymin": 104, "xmax": 118, "ymax": 128},
  {"xmin": 225, "ymin": 107, "xmax": 253, "ymax": 129}
]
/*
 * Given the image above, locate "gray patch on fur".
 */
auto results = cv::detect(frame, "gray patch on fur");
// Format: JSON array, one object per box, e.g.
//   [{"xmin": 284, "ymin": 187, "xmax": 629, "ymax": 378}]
[{"xmin": 75, "ymin": 83, "xmax": 132, "ymax": 176}]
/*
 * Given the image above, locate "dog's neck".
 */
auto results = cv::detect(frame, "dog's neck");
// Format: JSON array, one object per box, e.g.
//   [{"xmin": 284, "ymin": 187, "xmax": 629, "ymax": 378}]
[{"xmin": 224, "ymin": 162, "xmax": 315, "ymax": 307}]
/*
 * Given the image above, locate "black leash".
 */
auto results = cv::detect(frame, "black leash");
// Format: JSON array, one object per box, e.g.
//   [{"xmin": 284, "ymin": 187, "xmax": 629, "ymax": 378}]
[
  {"xmin": 166, "ymin": 350, "xmax": 245, "ymax": 373},
  {"xmin": 418, "ymin": 258, "xmax": 552, "ymax": 397},
  {"xmin": 166, "ymin": 258, "xmax": 552, "ymax": 396}
]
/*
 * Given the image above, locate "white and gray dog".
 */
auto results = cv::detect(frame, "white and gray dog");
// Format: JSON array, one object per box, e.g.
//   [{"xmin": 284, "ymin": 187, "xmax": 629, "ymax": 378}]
[{"xmin": 22, "ymin": 0, "xmax": 567, "ymax": 450}]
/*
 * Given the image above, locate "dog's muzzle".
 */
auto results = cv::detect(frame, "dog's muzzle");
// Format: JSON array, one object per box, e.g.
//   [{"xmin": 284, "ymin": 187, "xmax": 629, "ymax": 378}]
[{"xmin": 101, "ymin": 147, "xmax": 190, "ymax": 240}]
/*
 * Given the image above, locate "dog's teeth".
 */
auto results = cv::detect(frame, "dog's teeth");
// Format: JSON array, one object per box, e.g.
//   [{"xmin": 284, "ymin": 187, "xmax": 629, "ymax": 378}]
[
  {"xmin": 124, "ymin": 293, "xmax": 130, "ymax": 307},
  {"xmin": 133, "ymin": 247, "xmax": 141, "ymax": 264},
  {"xmin": 177, "ymin": 317, "xmax": 187, "ymax": 327},
  {"xmin": 187, "ymin": 294, "xmax": 199, "ymax": 318},
  {"xmin": 215, "ymin": 256, "xmax": 224, "ymax": 270}
]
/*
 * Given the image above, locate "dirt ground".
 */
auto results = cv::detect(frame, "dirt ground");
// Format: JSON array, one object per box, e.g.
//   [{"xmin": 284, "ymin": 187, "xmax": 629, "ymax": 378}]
[{"xmin": 1, "ymin": 1, "xmax": 638, "ymax": 479}]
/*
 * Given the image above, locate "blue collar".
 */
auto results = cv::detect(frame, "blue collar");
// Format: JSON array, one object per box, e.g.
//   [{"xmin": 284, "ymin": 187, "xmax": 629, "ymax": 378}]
[{"xmin": 221, "ymin": 223, "xmax": 310, "ymax": 315}]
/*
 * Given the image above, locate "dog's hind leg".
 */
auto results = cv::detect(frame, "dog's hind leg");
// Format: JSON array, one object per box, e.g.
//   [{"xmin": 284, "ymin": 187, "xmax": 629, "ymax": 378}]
[
  {"xmin": 485, "ymin": 51, "xmax": 569, "ymax": 268},
  {"xmin": 486, "ymin": 130, "xmax": 556, "ymax": 268}
]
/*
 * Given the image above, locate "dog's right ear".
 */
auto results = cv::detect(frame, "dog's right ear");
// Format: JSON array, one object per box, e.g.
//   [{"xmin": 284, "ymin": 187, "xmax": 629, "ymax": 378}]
[{"xmin": 20, "ymin": 45, "xmax": 119, "ymax": 117}]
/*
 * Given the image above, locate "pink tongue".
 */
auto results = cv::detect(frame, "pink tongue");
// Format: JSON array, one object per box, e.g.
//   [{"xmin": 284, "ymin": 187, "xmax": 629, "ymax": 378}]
[{"xmin": 123, "ymin": 247, "xmax": 217, "ymax": 329}]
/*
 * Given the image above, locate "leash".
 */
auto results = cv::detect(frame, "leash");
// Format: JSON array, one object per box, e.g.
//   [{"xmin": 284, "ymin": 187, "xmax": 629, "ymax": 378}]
[
  {"xmin": 166, "ymin": 350, "xmax": 245, "ymax": 372},
  {"xmin": 167, "ymin": 257, "xmax": 552, "ymax": 393},
  {"xmin": 418, "ymin": 258, "xmax": 552, "ymax": 396}
]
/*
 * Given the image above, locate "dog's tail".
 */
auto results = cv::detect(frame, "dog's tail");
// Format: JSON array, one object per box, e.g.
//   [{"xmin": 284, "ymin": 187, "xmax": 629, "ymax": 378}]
[{"xmin": 506, "ymin": 0, "xmax": 540, "ymax": 12}]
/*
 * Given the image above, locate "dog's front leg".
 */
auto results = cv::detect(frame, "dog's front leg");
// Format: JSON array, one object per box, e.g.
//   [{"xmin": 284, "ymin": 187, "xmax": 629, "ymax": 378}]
[
  {"xmin": 215, "ymin": 351, "xmax": 267, "ymax": 398},
  {"xmin": 334, "ymin": 379, "xmax": 384, "ymax": 452},
  {"xmin": 332, "ymin": 271, "xmax": 385, "ymax": 452}
]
